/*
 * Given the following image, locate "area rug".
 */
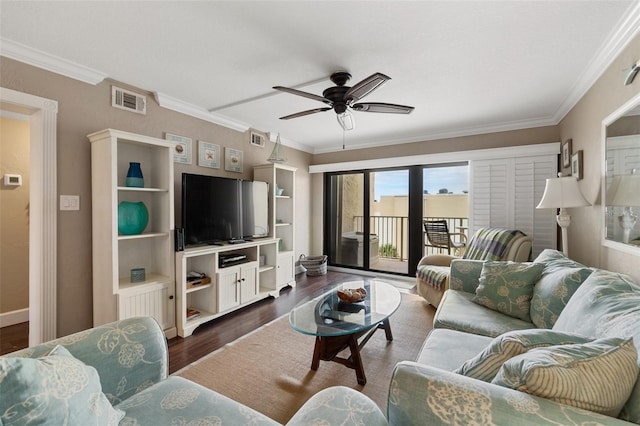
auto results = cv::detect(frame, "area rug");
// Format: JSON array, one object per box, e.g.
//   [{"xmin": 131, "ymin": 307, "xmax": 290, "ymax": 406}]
[
  {"xmin": 175, "ymin": 293, "xmax": 433, "ymax": 424},
  {"xmin": 378, "ymin": 277, "xmax": 416, "ymax": 292}
]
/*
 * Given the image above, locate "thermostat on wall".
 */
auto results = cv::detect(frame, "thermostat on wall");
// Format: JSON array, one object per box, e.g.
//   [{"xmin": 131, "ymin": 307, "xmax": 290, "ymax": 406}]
[{"xmin": 3, "ymin": 174, "xmax": 22, "ymax": 186}]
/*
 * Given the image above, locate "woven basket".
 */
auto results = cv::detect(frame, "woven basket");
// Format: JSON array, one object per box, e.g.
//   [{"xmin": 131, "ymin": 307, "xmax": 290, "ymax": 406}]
[{"xmin": 299, "ymin": 254, "xmax": 328, "ymax": 276}]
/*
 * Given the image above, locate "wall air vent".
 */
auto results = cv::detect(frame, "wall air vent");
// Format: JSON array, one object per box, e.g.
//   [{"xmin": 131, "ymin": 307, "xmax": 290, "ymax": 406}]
[{"xmin": 112, "ymin": 86, "xmax": 146, "ymax": 114}]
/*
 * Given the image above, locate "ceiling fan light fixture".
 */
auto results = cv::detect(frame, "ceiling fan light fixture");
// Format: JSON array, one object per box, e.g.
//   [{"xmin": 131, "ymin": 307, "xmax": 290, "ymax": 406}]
[{"xmin": 337, "ymin": 111, "xmax": 355, "ymax": 131}]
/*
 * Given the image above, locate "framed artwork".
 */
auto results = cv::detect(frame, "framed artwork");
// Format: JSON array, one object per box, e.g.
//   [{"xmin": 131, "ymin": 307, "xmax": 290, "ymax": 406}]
[
  {"xmin": 225, "ymin": 147, "xmax": 243, "ymax": 173},
  {"xmin": 198, "ymin": 141, "xmax": 220, "ymax": 168},
  {"xmin": 561, "ymin": 138, "xmax": 572, "ymax": 168},
  {"xmin": 571, "ymin": 150, "xmax": 583, "ymax": 180},
  {"xmin": 166, "ymin": 133, "xmax": 192, "ymax": 164},
  {"xmin": 250, "ymin": 132, "xmax": 265, "ymax": 148}
]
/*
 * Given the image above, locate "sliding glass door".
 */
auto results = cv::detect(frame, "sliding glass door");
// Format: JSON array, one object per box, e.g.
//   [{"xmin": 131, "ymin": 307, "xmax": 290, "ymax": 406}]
[{"xmin": 325, "ymin": 163, "xmax": 468, "ymax": 276}]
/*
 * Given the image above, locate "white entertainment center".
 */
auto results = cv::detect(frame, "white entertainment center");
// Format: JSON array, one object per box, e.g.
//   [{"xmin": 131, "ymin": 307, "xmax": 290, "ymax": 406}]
[
  {"xmin": 175, "ymin": 163, "xmax": 297, "ymax": 337},
  {"xmin": 175, "ymin": 238, "xmax": 278, "ymax": 337},
  {"xmin": 89, "ymin": 129, "xmax": 297, "ymax": 338}
]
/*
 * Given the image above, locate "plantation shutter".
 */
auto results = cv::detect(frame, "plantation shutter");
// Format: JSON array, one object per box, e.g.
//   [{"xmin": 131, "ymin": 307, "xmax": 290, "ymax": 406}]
[{"xmin": 470, "ymin": 154, "xmax": 557, "ymax": 259}]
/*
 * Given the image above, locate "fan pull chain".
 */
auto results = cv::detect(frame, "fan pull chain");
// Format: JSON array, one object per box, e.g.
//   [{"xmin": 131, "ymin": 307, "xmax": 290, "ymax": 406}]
[{"xmin": 342, "ymin": 129, "xmax": 346, "ymax": 150}]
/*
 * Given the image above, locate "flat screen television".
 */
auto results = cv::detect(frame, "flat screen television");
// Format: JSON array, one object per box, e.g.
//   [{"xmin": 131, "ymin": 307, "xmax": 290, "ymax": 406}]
[{"xmin": 182, "ymin": 173, "xmax": 269, "ymax": 247}]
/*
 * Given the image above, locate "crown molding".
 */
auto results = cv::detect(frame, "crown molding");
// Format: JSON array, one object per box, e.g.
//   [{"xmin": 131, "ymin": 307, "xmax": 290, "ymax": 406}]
[
  {"xmin": 0, "ymin": 38, "xmax": 107, "ymax": 85},
  {"xmin": 265, "ymin": 131, "xmax": 314, "ymax": 153},
  {"xmin": 552, "ymin": 1, "xmax": 640, "ymax": 122},
  {"xmin": 153, "ymin": 92, "xmax": 251, "ymax": 132}
]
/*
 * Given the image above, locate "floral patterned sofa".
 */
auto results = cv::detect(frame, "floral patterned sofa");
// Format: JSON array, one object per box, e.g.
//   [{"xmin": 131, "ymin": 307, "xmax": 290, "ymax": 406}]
[
  {"xmin": 389, "ymin": 249, "xmax": 640, "ymax": 425},
  {"xmin": 0, "ymin": 316, "xmax": 387, "ymax": 425}
]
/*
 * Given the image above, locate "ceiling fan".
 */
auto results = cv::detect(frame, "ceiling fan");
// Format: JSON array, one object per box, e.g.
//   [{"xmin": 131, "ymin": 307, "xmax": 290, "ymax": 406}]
[{"xmin": 273, "ymin": 71, "xmax": 414, "ymax": 130}]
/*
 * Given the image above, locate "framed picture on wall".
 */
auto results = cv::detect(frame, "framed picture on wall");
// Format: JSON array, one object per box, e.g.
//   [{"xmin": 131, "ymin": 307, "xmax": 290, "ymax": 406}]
[
  {"xmin": 198, "ymin": 141, "xmax": 220, "ymax": 168},
  {"xmin": 225, "ymin": 148, "xmax": 243, "ymax": 173},
  {"xmin": 166, "ymin": 133, "xmax": 193, "ymax": 164},
  {"xmin": 571, "ymin": 150, "xmax": 583, "ymax": 180},
  {"xmin": 561, "ymin": 138, "xmax": 572, "ymax": 169}
]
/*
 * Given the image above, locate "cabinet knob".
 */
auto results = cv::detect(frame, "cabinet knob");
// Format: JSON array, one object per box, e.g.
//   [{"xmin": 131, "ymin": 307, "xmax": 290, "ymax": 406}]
[
  {"xmin": 241, "ymin": 278, "xmax": 245, "ymax": 282},
  {"xmin": 169, "ymin": 295, "xmax": 174, "ymax": 300}
]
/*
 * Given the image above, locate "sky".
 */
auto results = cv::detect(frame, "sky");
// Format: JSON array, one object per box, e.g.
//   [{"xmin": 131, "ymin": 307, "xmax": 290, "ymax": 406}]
[{"xmin": 373, "ymin": 165, "xmax": 469, "ymax": 200}]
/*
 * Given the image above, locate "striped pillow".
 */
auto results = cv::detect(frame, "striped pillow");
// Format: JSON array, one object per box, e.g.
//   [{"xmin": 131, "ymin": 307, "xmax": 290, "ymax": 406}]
[
  {"xmin": 454, "ymin": 329, "xmax": 591, "ymax": 381},
  {"xmin": 492, "ymin": 337, "xmax": 639, "ymax": 417}
]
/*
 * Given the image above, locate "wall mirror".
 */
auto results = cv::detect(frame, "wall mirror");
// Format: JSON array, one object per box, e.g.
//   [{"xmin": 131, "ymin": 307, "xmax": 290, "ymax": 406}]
[{"xmin": 602, "ymin": 91, "xmax": 640, "ymax": 254}]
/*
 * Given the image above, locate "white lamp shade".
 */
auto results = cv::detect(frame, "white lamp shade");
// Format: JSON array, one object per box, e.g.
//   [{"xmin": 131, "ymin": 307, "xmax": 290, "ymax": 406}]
[
  {"xmin": 606, "ymin": 173, "xmax": 640, "ymax": 207},
  {"xmin": 536, "ymin": 175, "xmax": 590, "ymax": 209}
]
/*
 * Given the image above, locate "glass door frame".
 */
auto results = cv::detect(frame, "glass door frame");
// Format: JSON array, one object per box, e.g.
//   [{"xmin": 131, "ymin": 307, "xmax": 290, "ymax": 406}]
[{"xmin": 324, "ymin": 166, "xmax": 425, "ymax": 276}]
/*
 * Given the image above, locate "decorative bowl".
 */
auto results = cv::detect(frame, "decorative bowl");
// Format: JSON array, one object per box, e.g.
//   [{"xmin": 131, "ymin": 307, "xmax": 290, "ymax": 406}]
[{"xmin": 337, "ymin": 287, "xmax": 367, "ymax": 303}]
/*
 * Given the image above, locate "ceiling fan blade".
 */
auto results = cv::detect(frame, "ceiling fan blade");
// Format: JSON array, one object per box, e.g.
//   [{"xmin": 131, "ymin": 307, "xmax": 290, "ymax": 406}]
[
  {"xmin": 279, "ymin": 107, "xmax": 332, "ymax": 120},
  {"xmin": 273, "ymin": 86, "xmax": 330, "ymax": 104},
  {"xmin": 344, "ymin": 72, "xmax": 390, "ymax": 102},
  {"xmin": 352, "ymin": 102, "xmax": 414, "ymax": 114}
]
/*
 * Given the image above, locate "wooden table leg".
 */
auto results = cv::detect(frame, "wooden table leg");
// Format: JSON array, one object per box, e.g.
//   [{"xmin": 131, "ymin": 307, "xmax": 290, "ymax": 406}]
[
  {"xmin": 347, "ymin": 335, "xmax": 367, "ymax": 385},
  {"xmin": 311, "ymin": 336, "xmax": 323, "ymax": 370},
  {"xmin": 381, "ymin": 318, "xmax": 393, "ymax": 341},
  {"xmin": 309, "ymin": 320, "xmax": 392, "ymax": 385}
]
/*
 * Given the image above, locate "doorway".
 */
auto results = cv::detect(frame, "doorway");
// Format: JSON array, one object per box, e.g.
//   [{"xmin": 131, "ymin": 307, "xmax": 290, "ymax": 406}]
[
  {"xmin": 0, "ymin": 87, "xmax": 58, "ymax": 347},
  {"xmin": 0, "ymin": 112, "xmax": 30, "ymax": 354}
]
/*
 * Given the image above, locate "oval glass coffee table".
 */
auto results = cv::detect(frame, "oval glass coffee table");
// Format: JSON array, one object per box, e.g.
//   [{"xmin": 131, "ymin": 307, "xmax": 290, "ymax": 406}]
[{"xmin": 289, "ymin": 280, "xmax": 401, "ymax": 385}]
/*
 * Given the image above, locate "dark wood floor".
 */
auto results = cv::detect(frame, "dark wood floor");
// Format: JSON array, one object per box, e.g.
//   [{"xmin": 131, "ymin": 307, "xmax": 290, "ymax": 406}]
[
  {"xmin": 0, "ymin": 321, "xmax": 29, "ymax": 355},
  {"xmin": 0, "ymin": 271, "xmax": 417, "ymax": 373}
]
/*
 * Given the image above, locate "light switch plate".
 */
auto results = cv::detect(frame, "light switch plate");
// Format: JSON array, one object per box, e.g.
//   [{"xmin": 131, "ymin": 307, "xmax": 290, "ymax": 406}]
[{"xmin": 60, "ymin": 195, "xmax": 80, "ymax": 211}]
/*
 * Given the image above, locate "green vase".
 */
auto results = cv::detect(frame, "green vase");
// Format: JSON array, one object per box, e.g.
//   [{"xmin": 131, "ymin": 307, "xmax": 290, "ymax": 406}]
[{"xmin": 118, "ymin": 201, "xmax": 149, "ymax": 235}]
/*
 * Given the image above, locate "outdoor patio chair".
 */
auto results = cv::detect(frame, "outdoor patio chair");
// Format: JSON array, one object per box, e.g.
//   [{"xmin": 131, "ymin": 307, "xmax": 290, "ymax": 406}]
[
  {"xmin": 423, "ymin": 219, "xmax": 467, "ymax": 255},
  {"xmin": 415, "ymin": 227, "xmax": 533, "ymax": 308}
]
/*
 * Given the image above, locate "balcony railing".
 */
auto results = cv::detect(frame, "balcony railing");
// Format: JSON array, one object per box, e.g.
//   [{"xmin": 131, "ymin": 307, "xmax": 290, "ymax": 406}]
[{"xmin": 353, "ymin": 216, "xmax": 469, "ymax": 260}]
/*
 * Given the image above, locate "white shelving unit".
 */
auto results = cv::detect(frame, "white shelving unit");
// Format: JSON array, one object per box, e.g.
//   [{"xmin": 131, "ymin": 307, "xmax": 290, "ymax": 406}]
[
  {"xmin": 254, "ymin": 163, "xmax": 297, "ymax": 291},
  {"xmin": 88, "ymin": 129, "xmax": 176, "ymax": 338},
  {"xmin": 175, "ymin": 238, "xmax": 279, "ymax": 337}
]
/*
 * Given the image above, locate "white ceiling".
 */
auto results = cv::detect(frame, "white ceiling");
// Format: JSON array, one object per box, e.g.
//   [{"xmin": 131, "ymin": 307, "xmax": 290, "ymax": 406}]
[{"xmin": 1, "ymin": 1, "xmax": 639, "ymax": 153}]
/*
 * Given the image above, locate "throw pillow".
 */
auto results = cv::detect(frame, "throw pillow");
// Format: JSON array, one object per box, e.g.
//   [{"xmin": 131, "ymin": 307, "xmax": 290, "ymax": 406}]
[
  {"xmin": 492, "ymin": 337, "xmax": 639, "ymax": 417},
  {"xmin": 530, "ymin": 267, "xmax": 593, "ymax": 329},
  {"xmin": 472, "ymin": 261, "xmax": 544, "ymax": 321},
  {"xmin": 454, "ymin": 329, "xmax": 592, "ymax": 382},
  {"xmin": 0, "ymin": 345, "xmax": 124, "ymax": 426}
]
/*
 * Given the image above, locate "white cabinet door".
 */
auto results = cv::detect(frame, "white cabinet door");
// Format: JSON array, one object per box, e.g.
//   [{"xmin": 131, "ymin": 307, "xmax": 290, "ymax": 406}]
[
  {"xmin": 217, "ymin": 268, "xmax": 240, "ymax": 312},
  {"xmin": 239, "ymin": 264, "xmax": 258, "ymax": 303},
  {"xmin": 118, "ymin": 283, "xmax": 174, "ymax": 330},
  {"xmin": 277, "ymin": 254, "xmax": 294, "ymax": 289}
]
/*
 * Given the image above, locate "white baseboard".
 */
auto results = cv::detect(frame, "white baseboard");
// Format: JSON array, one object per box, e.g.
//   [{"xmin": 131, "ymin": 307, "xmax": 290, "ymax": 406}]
[{"xmin": 0, "ymin": 308, "xmax": 29, "ymax": 327}]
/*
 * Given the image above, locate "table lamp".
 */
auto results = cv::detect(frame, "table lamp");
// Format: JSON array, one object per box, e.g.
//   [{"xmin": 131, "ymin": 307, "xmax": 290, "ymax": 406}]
[
  {"xmin": 606, "ymin": 170, "xmax": 640, "ymax": 244},
  {"xmin": 536, "ymin": 173, "xmax": 590, "ymax": 257}
]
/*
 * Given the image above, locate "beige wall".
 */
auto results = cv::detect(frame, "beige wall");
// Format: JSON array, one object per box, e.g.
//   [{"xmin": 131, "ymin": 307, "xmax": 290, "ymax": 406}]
[
  {"xmin": 0, "ymin": 116, "xmax": 30, "ymax": 314},
  {"xmin": 0, "ymin": 57, "xmax": 312, "ymax": 336},
  {"xmin": 558, "ymin": 33, "xmax": 640, "ymax": 282}
]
